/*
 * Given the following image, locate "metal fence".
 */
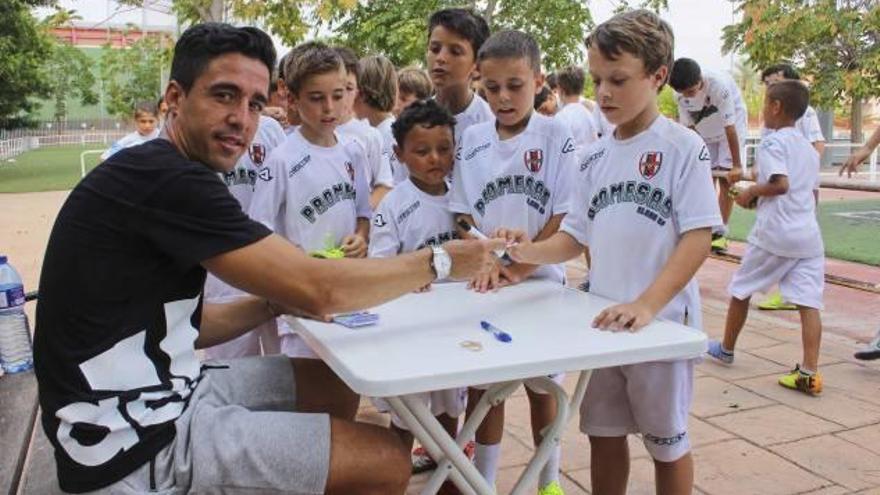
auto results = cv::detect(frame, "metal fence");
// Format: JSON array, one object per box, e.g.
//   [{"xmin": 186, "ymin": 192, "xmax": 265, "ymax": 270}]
[{"xmin": 0, "ymin": 130, "xmax": 129, "ymax": 161}]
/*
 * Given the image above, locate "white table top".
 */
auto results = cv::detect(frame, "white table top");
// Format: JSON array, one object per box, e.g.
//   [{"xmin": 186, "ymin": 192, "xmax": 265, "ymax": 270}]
[{"xmin": 286, "ymin": 280, "xmax": 707, "ymax": 397}]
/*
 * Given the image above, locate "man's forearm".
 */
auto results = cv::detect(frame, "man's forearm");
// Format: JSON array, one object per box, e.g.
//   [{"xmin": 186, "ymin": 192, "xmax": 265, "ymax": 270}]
[{"xmin": 196, "ymin": 296, "xmax": 274, "ymax": 349}]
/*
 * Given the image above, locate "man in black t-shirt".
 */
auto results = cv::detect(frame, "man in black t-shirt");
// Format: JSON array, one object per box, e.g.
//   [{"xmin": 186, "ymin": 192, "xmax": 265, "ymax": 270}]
[{"xmin": 35, "ymin": 24, "xmax": 500, "ymax": 495}]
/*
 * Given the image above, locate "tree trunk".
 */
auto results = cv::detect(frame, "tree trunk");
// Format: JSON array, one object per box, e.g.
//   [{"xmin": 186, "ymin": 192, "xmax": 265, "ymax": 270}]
[
  {"xmin": 484, "ymin": 0, "xmax": 498, "ymax": 25},
  {"xmin": 197, "ymin": 0, "xmax": 225, "ymax": 22},
  {"xmin": 851, "ymin": 97, "xmax": 863, "ymax": 144}
]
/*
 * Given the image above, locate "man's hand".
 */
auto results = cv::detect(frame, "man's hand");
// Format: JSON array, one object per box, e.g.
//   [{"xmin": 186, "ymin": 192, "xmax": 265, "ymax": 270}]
[
  {"xmin": 414, "ymin": 284, "xmax": 432, "ymax": 293},
  {"xmin": 444, "ymin": 238, "xmax": 507, "ymax": 281},
  {"xmin": 497, "ymin": 262, "xmax": 537, "ymax": 288},
  {"xmin": 593, "ymin": 300, "xmax": 656, "ymax": 332},
  {"xmin": 727, "ymin": 166, "xmax": 743, "ymax": 184},
  {"xmin": 840, "ymin": 147, "xmax": 870, "ymax": 178},
  {"xmin": 468, "ymin": 257, "xmax": 502, "ymax": 293},
  {"xmin": 341, "ymin": 234, "xmax": 367, "ymax": 258}
]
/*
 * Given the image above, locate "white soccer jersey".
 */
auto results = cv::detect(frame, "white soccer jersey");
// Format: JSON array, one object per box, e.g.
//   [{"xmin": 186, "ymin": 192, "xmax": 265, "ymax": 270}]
[
  {"xmin": 749, "ymin": 127, "xmax": 823, "ymax": 259},
  {"xmin": 375, "ymin": 116, "xmax": 407, "ymax": 185},
  {"xmin": 556, "ymin": 102, "xmax": 599, "ymax": 162},
  {"xmin": 561, "ymin": 117, "xmax": 722, "ymax": 328},
  {"xmin": 453, "ymin": 94, "xmax": 494, "ymax": 147},
  {"xmin": 592, "ymin": 104, "xmax": 615, "ymax": 139},
  {"xmin": 760, "ymin": 105, "xmax": 825, "ymax": 144},
  {"xmin": 676, "ymin": 71, "xmax": 748, "ymax": 144},
  {"xmin": 369, "ymin": 179, "xmax": 458, "ymax": 259},
  {"xmin": 338, "ymin": 118, "xmax": 394, "ymax": 189},
  {"xmin": 248, "ymin": 128, "xmax": 371, "ymax": 254},
  {"xmin": 101, "ymin": 129, "xmax": 160, "ymax": 160},
  {"xmin": 451, "ymin": 113, "xmax": 575, "ymax": 282},
  {"xmin": 205, "ymin": 116, "xmax": 286, "ymax": 302}
]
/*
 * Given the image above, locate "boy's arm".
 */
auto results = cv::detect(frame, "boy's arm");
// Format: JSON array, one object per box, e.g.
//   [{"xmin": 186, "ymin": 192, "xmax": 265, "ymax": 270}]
[
  {"xmin": 499, "ymin": 213, "xmax": 566, "ymax": 284},
  {"xmin": 593, "ymin": 228, "xmax": 711, "ymax": 330},
  {"xmin": 504, "ymin": 230, "xmax": 584, "ymax": 265},
  {"xmin": 724, "ymin": 124, "xmax": 743, "ymax": 182},
  {"xmin": 737, "ymin": 174, "xmax": 788, "ymax": 208},
  {"xmin": 841, "ymin": 126, "xmax": 880, "ymax": 177}
]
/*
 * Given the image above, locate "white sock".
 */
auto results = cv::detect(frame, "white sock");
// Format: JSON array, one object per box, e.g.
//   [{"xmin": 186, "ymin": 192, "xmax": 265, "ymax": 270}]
[
  {"xmin": 538, "ymin": 445, "xmax": 561, "ymax": 488},
  {"xmin": 474, "ymin": 442, "xmax": 501, "ymax": 486}
]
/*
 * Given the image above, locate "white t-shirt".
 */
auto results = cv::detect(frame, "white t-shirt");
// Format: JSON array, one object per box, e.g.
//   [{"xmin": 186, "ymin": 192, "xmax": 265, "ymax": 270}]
[
  {"xmin": 592, "ymin": 104, "xmax": 615, "ymax": 139},
  {"xmin": 101, "ymin": 129, "xmax": 160, "ymax": 160},
  {"xmin": 555, "ymin": 102, "xmax": 599, "ymax": 162},
  {"xmin": 450, "ymin": 112, "xmax": 575, "ymax": 282},
  {"xmin": 760, "ymin": 105, "xmax": 825, "ymax": 144},
  {"xmin": 375, "ymin": 116, "xmax": 407, "ymax": 185},
  {"xmin": 248, "ymin": 128, "xmax": 372, "ymax": 254},
  {"xmin": 561, "ymin": 116, "xmax": 722, "ymax": 329},
  {"xmin": 337, "ymin": 118, "xmax": 394, "ymax": 189},
  {"xmin": 369, "ymin": 179, "xmax": 458, "ymax": 258},
  {"xmin": 748, "ymin": 127, "xmax": 823, "ymax": 259},
  {"xmin": 205, "ymin": 115, "xmax": 286, "ymax": 302},
  {"xmin": 452, "ymin": 94, "xmax": 494, "ymax": 148},
  {"xmin": 676, "ymin": 71, "xmax": 748, "ymax": 144}
]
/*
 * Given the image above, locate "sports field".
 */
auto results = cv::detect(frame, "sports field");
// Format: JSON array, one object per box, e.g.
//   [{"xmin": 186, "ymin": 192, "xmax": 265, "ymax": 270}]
[{"xmin": 0, "ymin": 145, "xmax": 103, "ymax": 193}]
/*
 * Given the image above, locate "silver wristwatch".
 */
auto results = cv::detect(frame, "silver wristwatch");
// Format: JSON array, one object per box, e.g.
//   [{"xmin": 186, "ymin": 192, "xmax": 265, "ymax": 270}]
[{"xmin": 430, "ymin": 245, "xmax": 452, "ymax": 281}]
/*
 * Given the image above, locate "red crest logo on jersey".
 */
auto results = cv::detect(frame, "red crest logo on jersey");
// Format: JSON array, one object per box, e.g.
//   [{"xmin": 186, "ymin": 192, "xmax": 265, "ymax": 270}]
[
  {"xmin": 524, "ymin": 148, "xmax": 543, "ymax": 173},
  {"xmin": 249, "ymin": 143, "xmax": 266, "ymax": 166},
  {"xmin": 638, "ymin": 151, "xmax": 663, "ymax": 179},
  {"xmin": 345, "ymin": 161, "xmax": 355, "ymax": 181}
]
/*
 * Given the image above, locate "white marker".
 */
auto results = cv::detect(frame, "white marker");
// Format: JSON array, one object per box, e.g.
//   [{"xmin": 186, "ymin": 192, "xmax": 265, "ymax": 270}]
[{"xmin": 457, "ymin": 219, "xmax": 509, "ymax": 259}]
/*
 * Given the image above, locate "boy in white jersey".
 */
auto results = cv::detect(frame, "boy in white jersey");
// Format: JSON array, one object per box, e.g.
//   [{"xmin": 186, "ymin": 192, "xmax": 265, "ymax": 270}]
[
  {"xmin": 354, "ymin": 55, "xmax": 406, "ymax": 185},
  {"xmin": 369, "ymin": 100, "xmax": 474, "ymax": 480},
  {"xmin": 670, "ymin": 58, "xmax": 747, "ymax": 253},
  {"xmin": 101, "ymin": 101, "xmax": 160, "ymax": 160},
  {"xmin": 249, "ymin": 42, "xmax": 371, "ymax": 420},
  {"xmin": 450, "ymin": 30, "xmax": 575, "ymax": 495},
  {"xmin": 755, "ymin": 63, "xmax": 826, "ymax": 311},
  {"xmin": 203, "ymin": 114, "xmax": 286, "ymax": 360},
  {"xmin": 501, "ymin": 11, "xmax": 720, "ymax": 493},
  {"xmin": 706, "ymin": 81, "xmax": 825, "ymax": 395},
  {"xmin": 554, "ymin": 65, "xmax": 599, "ymax": 160},
  {"xmin": 394, "ymin": 66, "xmax": 433, "ymax": 117},
  {"xmin": 334, "ymin": 46, "xmax": 394, "ymax": 208},
  {"xmin": 427, "ymin": 8, "xmax": 494, "ymax": 147}
]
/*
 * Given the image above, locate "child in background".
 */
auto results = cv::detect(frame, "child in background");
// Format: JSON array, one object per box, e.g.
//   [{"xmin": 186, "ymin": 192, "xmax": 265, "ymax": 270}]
[
  {"xmin": 368, "ymin": 99, "xmax": 473, "ymax": 485},
  {"xmin": 534, "ymin": 86, "xmax": 558, "ymax": 116},
  {"xmin": 450, "ymin": 30, "xmax": 575, "ymax": 495},
  {"xmin": 501, "ymin": 11, "xmax": 720, "ymax": 493},
  {"xmin": 249, "ymin": 41, "xmax": 371, "ymax": 420},
  {"xmin": 707, "ymin": 80, "xmax": 825, "ymax": 396},
  {"xmin": 394, "ymin": 66, "xmax": 434, "ymax": 117},
  {"xmin": 355, "ymin": 56, "xmax": 406, "ymax": 185},
  {"xmin": 101, "ymin": 101, "xmax": 160, "ymax": 160},
  {"xmin": 335, "ymin": 46, "xmax": 394, "ymax": 208},
  {"xmin": 554, "ymin": 65, "xmax": 599, "ymax": 160}
]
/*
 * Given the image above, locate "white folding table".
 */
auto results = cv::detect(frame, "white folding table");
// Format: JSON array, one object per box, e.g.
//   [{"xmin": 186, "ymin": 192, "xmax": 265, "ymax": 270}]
[{"xmin": 285, "ymin": 280, "xmax": 706, "ymax": 495}]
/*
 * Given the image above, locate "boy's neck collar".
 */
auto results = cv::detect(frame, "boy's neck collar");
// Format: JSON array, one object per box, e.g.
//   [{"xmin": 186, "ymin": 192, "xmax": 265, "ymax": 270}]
[
  {"xmin": 496, "ymin": 110, "xmax": 533, "ymax": 141},
  {"xmin": 436, "ymin": 86, "xmax": 474, "ymax": 115},
  {"xmin": 410, "ymin": 176, "xmax": 448, "ymax": 196},
  {"xmin": 614, "ymin": 106, "xmax": 660, "ymax": 140},
  {"xmin": 299, "ymin": 125, "xmax": 337, "ymax": 147}
]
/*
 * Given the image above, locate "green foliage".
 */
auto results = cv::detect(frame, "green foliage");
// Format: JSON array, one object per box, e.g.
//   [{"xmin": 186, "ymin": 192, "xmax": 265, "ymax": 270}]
[
  {"xmin": 733, "ymin": 57, "xmax": 763, "ymax": 123},
  {"xmin": 99, "ymin": 34, "xmax": 172, "ymax": 118},
  {"xmin": 611, "ymin": 0, "xmax": 669, "ymax": 13},
  {"xmin": 45, "ymin": 43, "xmax": 98, "ymax": 121},
  {"xmin": 657, "ymin": 85, "xmax": 678, "ymax": 118},
  {"xmin": 722, "ymin": 1, "xmax": 880, "ymax": 115},
  {"xmin": 0, "ymin": 0, "xmax": 55, "ymax": 128},
  {"xmin": 492, "ymin": 0, "xmax": 592, "ymax": 68}
]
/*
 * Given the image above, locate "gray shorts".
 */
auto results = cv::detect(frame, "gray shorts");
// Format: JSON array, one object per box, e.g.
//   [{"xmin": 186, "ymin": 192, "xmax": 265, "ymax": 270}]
[{"xmin": 86, "ymin": 356, "xmax": 331, "ymax": 495}]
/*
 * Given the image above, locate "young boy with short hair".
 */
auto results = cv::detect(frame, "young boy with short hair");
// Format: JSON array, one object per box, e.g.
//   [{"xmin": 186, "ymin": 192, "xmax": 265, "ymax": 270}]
[
  {"xmin": 554, "ymin": 65, "xmax": 598, "ymax": 160},
  {"xmin": 707, "ymin": 80, "xmax": 825, "ymax": 395},
  {"xmin": 334, "ymin": 46, "xmax": 394, "ymax": 208},
  {"xmin": 394, "ymin": 66, "xmax": 434, "ymax": 117},
  {"xmin": 501, "ymin": 11, "xmax": 721, "ymax": 493},
  {"xmin": 355, "ymin": 55, "xmax": 408, "ymax": 186},
  {"xmin": 670, "ymin": 57, "xmax": 747, "ymax": 253},
  {"xmin": 248, "ymin": 41, "xmax": 371, "ymax": 420},
  {"xmin": 450, "ymin": 30, "xmax": 576, "ymax": 495},
  {"xmin": 101, "ymin": 101, "xmax": 160, "ymax": 160},
  {"xmin": 427, "ymin": 8, "xmax": 494, "ymax": 146}
]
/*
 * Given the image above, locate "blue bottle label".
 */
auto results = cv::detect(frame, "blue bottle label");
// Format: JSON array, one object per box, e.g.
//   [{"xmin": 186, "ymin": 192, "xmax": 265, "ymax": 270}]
[{"xmin": 0, "ymin": 286, "xmax": 25, "ymax": 309}]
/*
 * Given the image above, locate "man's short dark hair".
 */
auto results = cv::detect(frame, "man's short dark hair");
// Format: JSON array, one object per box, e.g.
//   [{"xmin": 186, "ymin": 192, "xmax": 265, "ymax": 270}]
[
  {"xmin": 761, "ymin": 63, "xmax": 800, "ymax": 82},
  {"xmin": 391, "ymin": 99, "xmax": 456, "ymax": 149},
  {"xmin": 333, "ymin": 46, "xmax": 360, "ymax": 77},
  {"xmin": 767, "ymin": 80, "xmax": 810, "ymax": 120},
  {"xmin": 534, "ymin": 85, "xmax": 554, "ymax": 110},
  {"xmin": 170, "ymin": 23, "xmax": 276, "ymax": 92},
  {"xmin": 428, "ymin": 8, "xmax": 490, "ymax": 58},
  {"xmin": 478, "ymin": 30, "xmax": 541, "ymax": 73},
  {"xmin": 669, "ymin": 58, "xmax": 702, "ymax": 91},
  {"xmin": 557, "ymin": 66, "xmax": 585, "ymax": 96}
]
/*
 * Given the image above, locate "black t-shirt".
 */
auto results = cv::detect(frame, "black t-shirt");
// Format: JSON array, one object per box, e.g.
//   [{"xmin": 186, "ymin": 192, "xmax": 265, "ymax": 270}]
[{"xmin": 34, "ymin": 139, "xmax": 271, "ymax": 493}]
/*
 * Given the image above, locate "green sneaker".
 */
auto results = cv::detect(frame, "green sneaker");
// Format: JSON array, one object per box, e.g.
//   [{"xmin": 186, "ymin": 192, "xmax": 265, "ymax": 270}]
[
  {"xmin": 710, "ymin": 235, "xmax": 729, "ymax": 253},
  {"xmin": 538, "ymin": 481, "xmax": 565, "ymax": 495},
  {"xmin": 778, "ymin": 365, "xmax": 822, "ymax": 395},
  {"xmin": 758, "ymin": 292, "xmax": 797, "ymax": 311}
]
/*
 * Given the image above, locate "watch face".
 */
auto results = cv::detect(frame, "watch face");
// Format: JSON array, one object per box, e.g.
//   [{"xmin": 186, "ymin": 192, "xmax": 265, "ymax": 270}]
[{"xmin": 433, "ymin": 246, "xmax": 452, "ymax": 279}]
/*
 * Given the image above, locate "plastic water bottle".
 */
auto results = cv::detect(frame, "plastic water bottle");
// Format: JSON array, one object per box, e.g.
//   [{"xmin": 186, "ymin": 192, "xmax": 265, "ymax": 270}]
[{"xmin": 0, "ymin": 255, "xmax": 33, "ymax": 374}]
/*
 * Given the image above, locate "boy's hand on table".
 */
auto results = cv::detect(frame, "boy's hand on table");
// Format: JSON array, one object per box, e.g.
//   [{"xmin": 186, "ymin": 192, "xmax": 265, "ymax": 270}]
[{"xmin": 593, "ymin": 300, "xmax": 656, "ymax": 332}]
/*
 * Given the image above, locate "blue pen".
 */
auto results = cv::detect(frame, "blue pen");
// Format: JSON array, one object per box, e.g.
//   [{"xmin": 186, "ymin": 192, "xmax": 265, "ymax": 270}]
[{"xmin": 480, "ymin": 320, "xmax": 513, "ymax": 343}]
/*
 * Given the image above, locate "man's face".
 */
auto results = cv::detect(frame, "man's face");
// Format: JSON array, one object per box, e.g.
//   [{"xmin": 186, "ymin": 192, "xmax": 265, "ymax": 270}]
[
  {"xmin": 165, "ymin": 52, "xmax": 269, "ymax": 172},
  {"xmin": 427, "ymin": 26, "xmax": 477, "ymax": 90},
  {"xmin": 588, "ymin": 46, "xmax": 665, "ymax": 127},
  {"xmin": 479, "ymin": 56, "xmax": 543, "ymax": 130}
]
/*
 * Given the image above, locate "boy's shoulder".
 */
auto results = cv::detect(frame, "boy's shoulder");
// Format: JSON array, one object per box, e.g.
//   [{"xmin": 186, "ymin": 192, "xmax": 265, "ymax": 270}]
[
  {"xmin": 646, "ymin": 117, "xmax": 705, "ymax": 154},
  {"xmin": 378, "ymin": 179, "xmax": 416, "ymax": 209}
]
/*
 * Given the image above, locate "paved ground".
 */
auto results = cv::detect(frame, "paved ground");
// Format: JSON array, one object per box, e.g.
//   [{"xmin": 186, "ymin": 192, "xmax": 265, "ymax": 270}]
[{"xmin": 3, "ymin": 190, "xmax": 879, "ymax": 494}]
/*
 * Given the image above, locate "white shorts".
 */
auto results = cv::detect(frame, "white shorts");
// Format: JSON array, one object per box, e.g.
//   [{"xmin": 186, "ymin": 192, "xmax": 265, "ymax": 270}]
[
  {"xmin": 376, "ymin": 388, "xmax": 469, "ymax": 429},
  {"xmin": 470, "ymin": 373, "xmax": 565, "ymax": 394},
  {"xmin": 277, "ymin": 317, "xmax": 321, "ymax": 359},
  {"xmin": 202, "ymin": 321, "xmax": 281, "ymax": 360},
  {"xmin": 580, "ymin": 360, "xmax": 694, "ymax": 462},
  {"xmin": 728, "ymin": 244, "xmax": 824, "ymax": 310},
  {"xmin": 706, "ymin": 138, "xmax": 742, "ymax": 170}
]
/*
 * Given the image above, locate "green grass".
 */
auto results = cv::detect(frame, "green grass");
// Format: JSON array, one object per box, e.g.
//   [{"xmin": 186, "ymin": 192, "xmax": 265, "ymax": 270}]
[
  {"xmin": 0, "ymin": 145, "xmax": 103, "ymax": 193},
  {"xmin": 728, "ymin": 199, "xmax": 880, "ymax": 266}
]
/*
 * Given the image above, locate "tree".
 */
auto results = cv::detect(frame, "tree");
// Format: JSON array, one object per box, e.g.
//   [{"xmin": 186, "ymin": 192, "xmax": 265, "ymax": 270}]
[
  {"xmin": 0, "ymin": 0, "xmax": 55, "ymax": 128},
  {"xmin": 722, "ymin": 0, "xmax": 880, "ymax": 142},
  {"xmin": 44, "ymin": 42, "xmax": 99, "ymax": 121},
  {"xmin": 99, "ymin": 32, "xmax": 172, "ymax": 118}
]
